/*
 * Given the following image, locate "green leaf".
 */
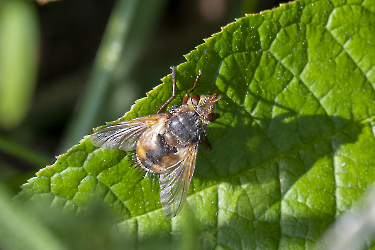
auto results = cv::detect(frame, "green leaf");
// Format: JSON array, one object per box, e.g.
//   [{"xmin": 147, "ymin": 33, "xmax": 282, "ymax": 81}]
[{"xmin": 16, "ymin": 0, "xmax": 375, "ymax": 249}]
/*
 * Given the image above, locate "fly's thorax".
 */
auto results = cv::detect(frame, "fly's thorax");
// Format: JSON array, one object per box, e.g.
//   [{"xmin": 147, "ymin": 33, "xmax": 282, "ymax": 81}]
[{"xmin": 168, "ymin": 111, "xmax": 207, "ymax": 146}]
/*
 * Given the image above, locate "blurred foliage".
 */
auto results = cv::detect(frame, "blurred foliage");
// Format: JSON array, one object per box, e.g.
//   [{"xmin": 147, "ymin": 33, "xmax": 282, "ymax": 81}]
[
  {"xmin": 0, "ymin": 1, "xmax": 39, "ymax": 130},
  {"xmin": 0, "ymin": 184, "xmax": 66, "ymax": 250},
  {"xmin": 60, "ymin": 0, "xmax": 168, "ymax": 152}
]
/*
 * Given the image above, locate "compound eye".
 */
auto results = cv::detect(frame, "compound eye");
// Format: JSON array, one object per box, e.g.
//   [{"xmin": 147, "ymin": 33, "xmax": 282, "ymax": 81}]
[{"xmin": 191, "ymin": 95, "xmax": 200, "ymax": 106}]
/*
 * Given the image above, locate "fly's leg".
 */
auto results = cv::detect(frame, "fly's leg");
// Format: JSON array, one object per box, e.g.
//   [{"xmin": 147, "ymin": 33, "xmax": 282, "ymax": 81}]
[
  {"xmin": 157, "ymin": 66, "xmax": 176, "ymax": 114},
  {"xmin": 200, "ymin": 137, "xmax": 212, "ymax": 151},
  {"xmin": 182, "ymin": 70, "xmax": 202, "ymax": 104}
]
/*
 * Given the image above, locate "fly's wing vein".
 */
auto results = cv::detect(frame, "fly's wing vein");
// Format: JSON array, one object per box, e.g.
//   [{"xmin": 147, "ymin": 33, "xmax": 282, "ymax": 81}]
[
  {"xmin": 159, "ymin": 145, "xmax": 198, "ymax": 218},
  {"xmin": 90, "ymin": 114, "xmax": 163, "ymax": 151}
]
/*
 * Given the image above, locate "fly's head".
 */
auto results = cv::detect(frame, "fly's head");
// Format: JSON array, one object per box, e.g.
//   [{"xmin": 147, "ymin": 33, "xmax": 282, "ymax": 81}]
[{"xmin": 187, "ymin": 91, "xmax": 222, "ymax": 124}]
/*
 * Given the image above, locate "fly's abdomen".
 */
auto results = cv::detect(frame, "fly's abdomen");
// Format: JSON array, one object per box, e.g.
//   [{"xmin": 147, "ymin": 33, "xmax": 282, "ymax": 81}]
[{"xmin": 137, "ymin": 131, "xmax": 180, "ymax": 173}]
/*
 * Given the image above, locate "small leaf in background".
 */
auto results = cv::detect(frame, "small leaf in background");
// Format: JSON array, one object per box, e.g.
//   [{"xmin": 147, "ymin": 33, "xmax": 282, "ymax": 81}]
[
  {"xmin": 15, "ymin": 0, "xmax": 375, "ymax": 249},
  {"xmin": 0, "ymin": 1, "xmax": 39, "ymax": 130}
]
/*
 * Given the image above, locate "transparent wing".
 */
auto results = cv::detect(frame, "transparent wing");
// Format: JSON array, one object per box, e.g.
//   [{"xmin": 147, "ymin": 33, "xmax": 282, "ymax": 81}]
[
  {"xmin": 159, "ymin": 145, "xmax": 198, "ymax": 218},
  {"xmin": 90, "ymin": 114, "xmax": 163, "ymax": 151}
]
